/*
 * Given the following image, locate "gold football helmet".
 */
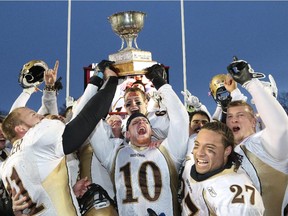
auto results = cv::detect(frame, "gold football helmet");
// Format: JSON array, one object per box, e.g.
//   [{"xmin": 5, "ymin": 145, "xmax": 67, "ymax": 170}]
[
  {"xmin": 18, "ymin": 60, "xmax": 48, "ymax": 88},
  {"xmin": 209, "ymin": 74, "xmax": 227, "ymax": 100},
  {"xmin": 209, "ymin": 74, "xmax": 232, "ymax": 109}
]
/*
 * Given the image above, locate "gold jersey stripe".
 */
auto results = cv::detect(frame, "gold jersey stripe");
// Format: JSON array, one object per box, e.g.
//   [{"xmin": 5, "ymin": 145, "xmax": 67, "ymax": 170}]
[
  {"xmin": 241, "ymin": 145, "xmax": 288, "ymax": 216},
  {"xmin": 42, "ymin": 158, "xmax": 78, "ymax": 215}
]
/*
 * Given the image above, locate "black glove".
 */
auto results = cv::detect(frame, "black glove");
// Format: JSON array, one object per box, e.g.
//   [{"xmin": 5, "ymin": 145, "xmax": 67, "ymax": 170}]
[
  {"xmin": 54, "ymin": 77, "xmax": 63, "ymax": 91},
  {"xmin": 145, "ymin": 64, "xmax": 167, "ymax": 81},
  {"xmin": 145, "ymin": 64, "xmax": 167, "ymax": 90},
  {"xmin": 226, "ymin": 59, "xmax": 253, "ymax": 87},
  {"xmin": 97, "ymin": 60, "xmax": 115, "ymax": 72}
]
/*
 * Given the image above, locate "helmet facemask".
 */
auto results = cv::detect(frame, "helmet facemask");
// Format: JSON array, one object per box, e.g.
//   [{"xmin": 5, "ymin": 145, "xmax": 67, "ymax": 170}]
[{"xmin": 214, "ymin": 86, "xmax": 232, "ymax": 110}]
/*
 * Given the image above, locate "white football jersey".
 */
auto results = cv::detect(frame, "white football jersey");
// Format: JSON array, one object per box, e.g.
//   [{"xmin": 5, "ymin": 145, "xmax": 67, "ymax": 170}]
[
  {"xmin": 90, "ymin": 84, "xmax": 189, "ymax": 216},
  {"xmin": 0, "ymin": 119, "xmax": 80, "ymax": 216},
  {"xmin": 235, "ymin": 79, "xmax": 288, "ymax": 215},
  {"xmin": 181, "ymin": 162, "xmax": 265, "ymax": 216}
]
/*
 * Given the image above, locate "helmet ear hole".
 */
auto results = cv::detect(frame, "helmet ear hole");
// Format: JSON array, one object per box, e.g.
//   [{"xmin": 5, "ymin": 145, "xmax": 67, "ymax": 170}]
[{"xmin": 24, "ymin": 74, "xmax": 34, "ymax": 83}]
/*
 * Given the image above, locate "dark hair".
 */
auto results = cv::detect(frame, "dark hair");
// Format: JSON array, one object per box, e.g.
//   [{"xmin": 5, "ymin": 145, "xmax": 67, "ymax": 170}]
[
  {"xmin": 126, "ymin": 112, "xmax": 150, "ymax": 131},
  {"xmin": 201, "ymin": 121, "xmax": 242, "ymax": 171},
  {"xmin": 189, "ymin": 110, "xmax": 210, "ymax": 123}
]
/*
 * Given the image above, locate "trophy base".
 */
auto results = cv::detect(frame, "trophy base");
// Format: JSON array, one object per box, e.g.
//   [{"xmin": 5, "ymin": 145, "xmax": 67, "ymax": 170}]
[
  {"xmin": 113, "ymin": 60, "xmax": 157, "ymax": 76},
  {"xmin": 109, "ymin": 49, "xmax": 152, "ymax": 63},
  {"xmin": 109, "ymin": 49, "xmax": 156, "ymax": 76}
]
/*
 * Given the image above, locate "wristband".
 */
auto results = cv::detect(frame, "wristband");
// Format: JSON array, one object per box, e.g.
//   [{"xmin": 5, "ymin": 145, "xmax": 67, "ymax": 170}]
[{"xmin": 44, "ymin": 85, "xmax": 56, "ymax": 91}]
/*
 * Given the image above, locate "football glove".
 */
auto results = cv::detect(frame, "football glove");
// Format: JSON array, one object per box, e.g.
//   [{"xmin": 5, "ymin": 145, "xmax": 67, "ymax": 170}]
[
  {"xmin": 227, "ymin": 56, "xmax": 265, "ymax": 87},
  {"xmin": 181, "ymin": 90, "xmax": 202, "ymax": 109}
]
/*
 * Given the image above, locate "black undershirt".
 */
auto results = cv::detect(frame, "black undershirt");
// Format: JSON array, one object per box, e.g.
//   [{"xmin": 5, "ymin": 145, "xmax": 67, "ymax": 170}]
[{"xmin": 62, "ymin": 76, "xmax": 118, "ymax": 154}]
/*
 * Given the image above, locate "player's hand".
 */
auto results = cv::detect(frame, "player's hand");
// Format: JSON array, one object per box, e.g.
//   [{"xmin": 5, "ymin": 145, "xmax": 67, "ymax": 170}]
[
  {"xmin": 226, "ymin": 58, "xmax": 253, "ymax": 87},
  {"xmin": 120, "ymin": 77, "xmax": 136, "ymax": 91},
  {"xmin": 73, "ymin": 177, "xmax": 91, "ymax": 198},
  {"xmin": 145, "ymin": 64, "xmax": 167, "ymax": 81},
  {"xmin": 11, "ymin": 188, "xmax": 29, "ymax": 216},
  {"xmin": 103, "ymin": 68, "xmax": 118, "ymax": 80},
  {"xmin": 97, "ymin": 60, "xmax": 115, "ymax": 72},
  {"xmin": 224, "ymin": 74, "xmax": 237, "ymax": 93},
  {"xmin": 227, "ymin": 57, "xmax": 265, "ymax": 87},
  {"xmin": 181, "ymin": 90, "xmax": 202, "ymax": 109},
  {"xmin": 44, "ymin": 60, "xmax": 59, "ymax": 86}
]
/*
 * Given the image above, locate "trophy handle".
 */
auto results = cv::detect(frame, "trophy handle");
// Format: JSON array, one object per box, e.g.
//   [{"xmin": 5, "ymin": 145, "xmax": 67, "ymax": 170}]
[
  {"xmin": 134, "ymin": 37, "xmax": 139, "ymax": 50},
  {"xmin": 119, "ymin": 36, "xmax": 125, "ymax": 51}
]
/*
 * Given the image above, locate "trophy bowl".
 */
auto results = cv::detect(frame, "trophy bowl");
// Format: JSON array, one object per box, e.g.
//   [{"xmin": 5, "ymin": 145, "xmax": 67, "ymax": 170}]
[{"xmin": 108, "ymin": 11, "xmax": 146, "ymax": 51}]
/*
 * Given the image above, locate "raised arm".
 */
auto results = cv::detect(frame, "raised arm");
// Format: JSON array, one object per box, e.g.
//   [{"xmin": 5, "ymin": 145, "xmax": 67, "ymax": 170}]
[
  {"xmin": 246, "ymin": 79, "xmax": 288, "ymax": 160},
  {"xmin": 37, "ymin": 60, "xmax": 59, "ymax": 115},
  {"xmin": 227, "ymin": 59, "xmax": 288, "ymax": 160},
  {"xmin": 62, "ymin": 70, "xmax": 118, "ymax": 154},
  {"xmin": 145, "ymin": 64, "xmax": 189, "ymax": 162}
]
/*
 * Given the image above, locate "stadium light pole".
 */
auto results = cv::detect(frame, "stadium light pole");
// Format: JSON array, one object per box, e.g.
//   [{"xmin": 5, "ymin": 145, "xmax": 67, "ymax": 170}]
[
  {"xmin": 180, "ymin": 0, "xmax": 187, "ymax": 106},
  {"xmin": 66, "ymin": 0, "xmax": 71, "ymax": 107}
]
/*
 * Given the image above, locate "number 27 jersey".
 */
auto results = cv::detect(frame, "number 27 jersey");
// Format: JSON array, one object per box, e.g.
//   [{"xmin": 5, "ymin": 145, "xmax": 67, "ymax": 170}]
[{"xmin": 181, "ymin": 165, "xmax": 265, "ymax": 216}]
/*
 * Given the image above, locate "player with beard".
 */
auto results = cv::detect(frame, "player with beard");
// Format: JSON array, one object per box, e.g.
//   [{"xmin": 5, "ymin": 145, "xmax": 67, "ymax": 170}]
[
  {"xmin": 89, "ymin": 64, "xmax": 189, "ymax": 215},
  {"xmin": 226, "ymin": 58, "xmax": 288, "ymax": 216},
  {"xmin": 122, "ymin": 65, "xmax": 170, "ymax": 141},
  {"xmin": 188, "ymin": 111, "xmax": 210, "ymax": 137},
  {"xmin": 0, "ymin": 68, "xmax": 118, "ymax": 216}
]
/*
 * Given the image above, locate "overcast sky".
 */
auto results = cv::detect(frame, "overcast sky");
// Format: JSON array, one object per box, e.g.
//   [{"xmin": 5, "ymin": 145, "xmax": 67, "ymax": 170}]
[{"xmin": 1, "ymin": 1, "xmax": 288, "ymax": 115}]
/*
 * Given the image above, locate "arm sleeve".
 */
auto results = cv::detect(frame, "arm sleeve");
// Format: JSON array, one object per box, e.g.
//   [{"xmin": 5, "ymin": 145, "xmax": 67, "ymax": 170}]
[
  {"xmin": 9, "ymin": 92, "xmax": 31, "ymax": 113},
  {"xmin": 37, "ymin": 90, "xmax": 58, "ymax": 115},
  {"xmin": 231, "ymin": 88, "xmax": 247, "ymax": 101},
  {"xmin": 70, "ymin": 76, "xmax": 103, "ymax": 120},
  {"xmin": 160, "ymin": 84, "xmax": 189, "ymax": 164},
  {"xmin": 246, "ymin": 78, "xmax": 288, "ymax": 160},
  {"xmin": 62, "ymin": 76, "xmax": 118, "ymax": 154},
  {"xmin": 70, "ymin": 84, "xmax": 99, "ymax": 120},
  {"xmin": 212, "ymin": 105, "xmax": 223, "ymax": 121}
]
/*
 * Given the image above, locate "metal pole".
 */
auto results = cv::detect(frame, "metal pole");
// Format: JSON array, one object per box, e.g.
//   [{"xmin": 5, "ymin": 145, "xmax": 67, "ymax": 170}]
[
  {"xmin": 180, "ymin": 0, "xmax": 187, "ymax": 105},
  {"xmin": 66, "ymin": 0, "xmax": 71, "ymax": 107}
]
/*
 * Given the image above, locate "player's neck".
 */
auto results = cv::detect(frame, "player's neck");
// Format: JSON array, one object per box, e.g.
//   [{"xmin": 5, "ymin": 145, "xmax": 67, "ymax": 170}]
[{"xmin": 130, "ymin": 143, "xmax": 148, "ymax": 151}]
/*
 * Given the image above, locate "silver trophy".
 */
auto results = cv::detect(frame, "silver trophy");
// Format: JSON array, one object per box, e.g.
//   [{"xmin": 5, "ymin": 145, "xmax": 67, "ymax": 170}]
[
  {"xmin": 108, "ymin": 11, "xmax": 157, "ymax": 76},
  {"xmin": 108, "ymin": 11, "xmax": 146, "ymax": 51}
]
